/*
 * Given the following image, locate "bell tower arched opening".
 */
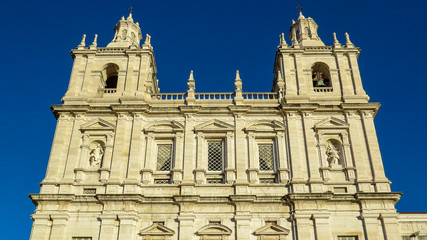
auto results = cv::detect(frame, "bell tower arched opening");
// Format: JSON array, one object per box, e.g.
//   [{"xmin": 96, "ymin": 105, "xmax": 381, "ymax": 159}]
[
  {"xmin": 102, "ymin": 63, "xmax": 119, "ymax": 89},
  {"xmin": 312, "ymin": 62, "xmax": 331, "ymax": 88}
]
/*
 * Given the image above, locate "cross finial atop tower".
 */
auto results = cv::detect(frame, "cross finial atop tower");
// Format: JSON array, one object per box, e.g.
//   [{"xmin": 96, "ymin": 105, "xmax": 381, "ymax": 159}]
[
  {"xmin": 128, "ymin": 6, "xmax": 135, "ymax": 14},
  {"xmin": 296, "ymin": 4, "xmax": 303, "ymax": 13}
]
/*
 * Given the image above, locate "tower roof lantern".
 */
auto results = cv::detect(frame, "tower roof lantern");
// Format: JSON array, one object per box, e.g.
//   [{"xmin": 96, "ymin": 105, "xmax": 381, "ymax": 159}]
[
  {"xmin": 106, "ymin": 12, "xmax": 142, "ymax": 48},
  {"xmin": 288, "ymin": 12, "xmax": 325, "ymax": 47}
]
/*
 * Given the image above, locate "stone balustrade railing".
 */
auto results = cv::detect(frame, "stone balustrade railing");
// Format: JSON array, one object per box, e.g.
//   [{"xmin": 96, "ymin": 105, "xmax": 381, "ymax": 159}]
[{"xmin": 313, "ymin": 87, "xmax": 333, "ymax": 93}]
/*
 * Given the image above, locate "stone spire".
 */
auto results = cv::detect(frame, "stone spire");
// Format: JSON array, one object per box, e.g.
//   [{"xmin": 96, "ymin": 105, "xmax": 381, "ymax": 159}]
[
  {"xmin": 279, "ymin": 33, "xmax": 288, "ymax": 47},
  {"xmin": 333, "ymin": 32, "xmax": 341, "ymax": 47},
  {"xmin": 234, "ymin": 70, "xmax": 243, "ymax": 104},
  {"xmin": 345, "ymin": 32, "xmax": 354, "ymax": 47},
  {"xmin": 288, "ymin": 13, "xmax": 325, "ymax": 47},
  {"xmin": 107, "ymin": 12, "xmax": 143, "ymax": 48}
]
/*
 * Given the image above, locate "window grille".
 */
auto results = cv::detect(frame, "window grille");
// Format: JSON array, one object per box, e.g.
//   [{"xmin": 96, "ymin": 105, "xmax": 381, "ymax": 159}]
[
  {"xmin": 334, "ymin": 187, "xmax": 348, "ymax": 193},
  {"xmin": 337, "ymin": 236, "xmax": 358, "ymax": 240},
  {"xmin": 156, "ymin": 144, "xmax": 172, "ymax": 171},
  {"xmin": 83, "ymin": 189, "xmax": 96, "ymax": 194},
  {"xmin": 259, "ymin": 144, "xmax": 274, "ymax": 171},
  {"xmin": 154, "ymin": 179, "xmax": 170, "ymax": 184},
  {"xmin": 207, "ymin": 178, "xmax": 223, "ymax": 184},
  {"xmin": 208, "ymin": 141, "xmax": 223, "ymax": 171},
  {"xmin": 259, "ymin": 178, "xmax": 276, "ymax": 184}
]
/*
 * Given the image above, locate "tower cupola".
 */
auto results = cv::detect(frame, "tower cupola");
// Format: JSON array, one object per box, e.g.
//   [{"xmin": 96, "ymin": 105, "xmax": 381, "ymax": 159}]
[
  {"xmin": 107, "ymin": 13, "xmax": 143, "ymax": 48},
  {"xmin": 289, "ymin": 12, "xmax": 324, "ymax": 47}
]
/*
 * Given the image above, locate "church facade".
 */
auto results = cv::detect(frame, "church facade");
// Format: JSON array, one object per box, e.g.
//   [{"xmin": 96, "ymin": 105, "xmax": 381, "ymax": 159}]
[{"xmin": 29, "ymin": 12, "xmax": 427, "ymax": 240}]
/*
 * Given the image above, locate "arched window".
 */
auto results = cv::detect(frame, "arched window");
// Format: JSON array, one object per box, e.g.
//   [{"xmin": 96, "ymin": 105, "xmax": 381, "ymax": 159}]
[
  {"xmin": 312, "ymin": 62, "xmax": 331, "ymax": 89},
  {"xmin": 102, "ymin": 64, "xmax": 119, "ymax": 90}
]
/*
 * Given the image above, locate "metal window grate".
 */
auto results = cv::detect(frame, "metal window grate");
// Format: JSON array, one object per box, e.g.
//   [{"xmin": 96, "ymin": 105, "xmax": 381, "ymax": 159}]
[
  {"xmin": 208, "ymin": 141, "xmax": 223, "ymax": 171},
  {"xmin": 83, "ymin": 189, "xmax": 96, "ymax": 194},
  {"xmin": 338, "ymin": 236, "xmax": 358, "ymax": 240},
  {"xmin": 259, "ymin": 144, "xmax": 274, "ymax": 171},
  {"xmin": 207, "ymin": 178, "xmax": 223, "ymax": 184},
  {"xmin": 154, "ymin": 179, "xmax": 170, "ymax": 184},
  {"xmin": 259, "ymin": 178, "xmax": 276, "ymax": 184},
  {"xmin": 156, "ymin": 144, "xmax": 172, "ymax": 171},
  {"xmin": 334, "ymin": 187, "xmax": 348, "ymax": 193}
]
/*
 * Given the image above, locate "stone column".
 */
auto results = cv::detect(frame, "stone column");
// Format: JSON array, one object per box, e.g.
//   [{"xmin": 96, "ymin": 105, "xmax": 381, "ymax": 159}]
[
  {"xmin": 65, "ymin": 54, "xmax": 87, "ymax": 96},
  {"xmin": 361, "ymin": 213, "xmax": 382, "ymax": 239},
  {"xmin": 225, "ymin": 132, "xmax": 236, "ymax": 183},
  {"xmin": 347, "ymin": 53, "xmax": 366, "ymax": 95},
  {"xmin": 42, "ymin": 113, "xmax": 74, "ymax": 187},
  {"xmin": 100, "ymin": 133, "xmax": 114, "ymax": 182},
  {"xmin": 141, "ymin": 133, "xmax": 154, "ymax": 184},
  {"xmin": 360, "ymin": 110, "xmax": 390, "ymax": 192},
  {"xmin": 49, "ymin": 214, "xmax": 69, "ymax": 240},
  {"xmin": 75, "ymin": 133, "xmax": 90, "ymax": 183},
  {"xmin": 108, "ymin": 113, "xmax": 133, "ymax": 193},
  {"xmin": 194, "ymin": 132, "xmax": 206, "ymax": 184},
  {"xmin": 118, "ymin": 214, "xmax": 138, "ymax": 240},
  {"xmin": 276, "ymin": 131, "xmax": 290, "ymax": 183},
  {"xmin": 247, "ymin": 132, "xmax": 258, "ymax": 184},
  {"xmin": 302, "ymin": 112, "xmax": 323, "ymax": 192},
  {"xmin": 172, "ymin": 132, "xmax": 184, "ymax": 184},
  {"xmin": 345, "ymin": 111, "xmax": 373, "ymax": 192},
  {"xmin": 380, "ymin": 213, "xmax": 400, "ymax": 240},
  {"xmin": 99, "ymin": 214, "xmax": 118, "ymax": 240},
  {"xmin": 312, "ymin": 214, "xmax": 332, "ymax": 239},
  {"xmin": 292, "ymin": 213, "xmax": 314, "ymax": 240},
  {"xmin": 124, "ymin": 114, "xmax": 144, "ymax": 192},
  {"xmin": 286, "ymin": 112, "xmax": 307, "ymax": 192},
  {"xmin": 29, "ymin": 215, "xmax": 52, "ymax": 240},
  {"xmin": 334, "ymin": 52, "xmax": 354, "ymax": 96},
  {"xmin": 177, "ymin": 215, "xmax": 196, "ymax": 240}
]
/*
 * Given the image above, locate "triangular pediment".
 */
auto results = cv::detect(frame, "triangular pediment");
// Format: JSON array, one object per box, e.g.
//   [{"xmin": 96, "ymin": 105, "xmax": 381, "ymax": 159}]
[
  {"xmin": 144, "ymin": 120, "xmax": 184, "ymax": 133},
  {"xmin": 140, "ymin": 223, "xmax": 175, "ymax": 236},
  {"xmin": 197, "ymin": 224, "xmax": 232, "ymax": 236},
  {"xmin": 194, "ymin": 119, "xmax": 234, "ymax": 132},
  {"xmin": 80, "ymin": 118, "xmax": 115, "ymax": 132},
  {"xmin": 245, "ymin": 120, "xmax": 286, "ymax": 132},
  {"xmin": 314, "ymin": 117, "xmax": 349, "ymax": 130},
  {"xmin": 254, "ymin": 223, "xmax": 290, "ymax": 236}
]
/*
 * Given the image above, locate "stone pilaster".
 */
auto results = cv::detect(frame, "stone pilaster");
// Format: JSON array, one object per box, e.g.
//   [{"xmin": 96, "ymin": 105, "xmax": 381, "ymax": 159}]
[
  {"xmin": 49, "ymin": 214, "xmax": 69, "ymax": 240},
  {"xmin": 99, "ymin": 214, "xmax": 118, "ymax": 240},
  {"xmin": 118, "ymin": 214, "xmax": 138, "ymax": 239},
  {"xmin": 29, "ymin": 215, "xmax": 52, "ymax": 240}
]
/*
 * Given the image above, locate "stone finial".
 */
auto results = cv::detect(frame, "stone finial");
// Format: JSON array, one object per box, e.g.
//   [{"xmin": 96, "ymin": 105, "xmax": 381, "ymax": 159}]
[
  {"xmin": 121, "ymin": 16, "xmax": 125, "ymax": 21},
  {"xmin": 127, "ymin": 13, "xmax": 134, "ymax": 22},
  {"xmin": 279, "ymin": 33, "xmax": 288, "ymax": 47},
  {"xmin": 144, "ymin": 34, "xmax": 151, "ymax": 45},
  {"xmin": 186, "ymin": 70, "xmax": 196, "ymax": 105},
  {"xmin": 298, "ymin": 11, "xmax": 305, "ymax": 20},
  {"xmin": 90, "ymin": 34, "xmax": 98, "ymax": 48},
  {"xmin": 292, "ymin": 19, "xmax": 296, "ymax": 24},
  {"xmin": 333, "ymin": 32, "xmax": 341, "ymax": 47},
  {"xmin": 345, "ymin": 32, "xmax": 354, "ymax": 47},
  {"xmin": 291, "ymin": 28, "xmax": 298, "ymax": 46},
  {"xmin": 277, "ymin": 70, "xmax": 285, "ymax": 99},
  {"xmin": 235, "ymin": 70, "xmax": 242, "ymax": 91},
  {"xmin": 78, "ymin": 34, "xmax": 86, "ymax": 48},
  {"xmin": 234, "ymin": 70, "xmax": 243, "ymax": 104}
]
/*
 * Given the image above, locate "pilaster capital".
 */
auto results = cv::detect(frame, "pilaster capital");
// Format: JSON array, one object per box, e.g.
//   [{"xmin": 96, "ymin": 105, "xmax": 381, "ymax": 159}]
[{"xmin": 58, "ymin": 112, "xmax": 73, "ymax": 121}]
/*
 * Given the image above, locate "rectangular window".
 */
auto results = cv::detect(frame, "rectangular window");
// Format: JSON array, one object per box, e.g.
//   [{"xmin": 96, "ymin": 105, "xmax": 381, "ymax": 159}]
[
  {"xmin": 156, "ymin": 144, "xmax": 172, "ymax": 171},
  {"xmin": 208, "ymin": 141, "xmax": 223, "ymax": 171},
  {"xmin": 258, "ymin": 143, "xmax": 275, "ymax": 171},
  {"xmin": 337, "ymin": 236, "xmax": 358, "ymax": 240}
]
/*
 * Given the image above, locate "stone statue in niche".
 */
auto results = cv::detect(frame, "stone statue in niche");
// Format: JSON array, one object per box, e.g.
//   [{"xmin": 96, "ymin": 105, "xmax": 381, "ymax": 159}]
[
  {"xmin": 89, "ymin": 143, "xmax": 104, "ymax": 167},
  {"xmin": 326, "ymin": 144, "xmax": 340, "ymax": 167}
]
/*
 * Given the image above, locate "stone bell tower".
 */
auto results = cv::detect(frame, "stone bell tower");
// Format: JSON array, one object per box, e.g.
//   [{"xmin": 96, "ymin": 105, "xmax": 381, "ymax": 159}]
[
  {"xmin": 273, "ymin": 11, "xmax": 369, "ymax": 104},
  {"xmin": 62, "ymin": 12, "xmax": 158, "ymax": 105}
]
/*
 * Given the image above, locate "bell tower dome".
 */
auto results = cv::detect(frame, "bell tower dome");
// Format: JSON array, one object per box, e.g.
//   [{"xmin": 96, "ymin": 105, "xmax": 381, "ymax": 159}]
[
  {"xmin": 107, "ymin": 13, "xmax": 143, "ymax": 48},
  {"xmin": 289, "ymin": 12, "xmax": 325, "ymax": 47}
]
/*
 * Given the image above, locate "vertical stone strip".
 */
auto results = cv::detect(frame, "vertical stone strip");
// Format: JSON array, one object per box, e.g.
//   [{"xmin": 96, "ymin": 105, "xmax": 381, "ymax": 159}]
[
  {"xmin": 118, "ymin": 214, "xmax": 138, "ymax": 239},
  {"xmin": 286, "ymin": 112, "xmax": 307, "ymax": 192},
  {"xmin": 361, "ymin": 213, "xmax": 382, "ymax": 239},
  {"xmin": 29, "ymin": 215, "xmax": 52, "ymax": 240},
  {"xmin": 345, "ymin": 111, "xmax": 373, "ymax": 192},
  {"xmin": 99, "ymin": 215, "xmax": 117, "ymax": 240},
  {"xmin": 172, "ymin": 132, "xmax": 184, "ymax": 183},
  {"xmin": 302, "ymin": 112, "xmax": 323, "ymax": 190},
  {"xmin": 334, "ymin": 53, "xmax": 354, "ymax": 95},
  {"xmin": 182, "ymin": 114, "xmax": 196, "ymax": 183},
  {"xmin": 347, "ymin": 53, "xmax": 366, "ymax": 95},
  {"xmin": 125, "ymin": 114, "xmax": 144, "ymax": 182},
  {"xmin": 312, "ymin": 214, "xmax": 331, "ymax": 239},
  {"xmin": 49, "ymin": 214, "xmax": 69, "ymax": 240}
]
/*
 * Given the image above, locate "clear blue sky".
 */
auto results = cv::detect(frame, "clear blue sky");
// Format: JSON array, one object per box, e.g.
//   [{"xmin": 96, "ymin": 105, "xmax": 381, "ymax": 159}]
[{"xmin": 0, "ymin": 0, "xmax": 426, "ymax": 238}]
